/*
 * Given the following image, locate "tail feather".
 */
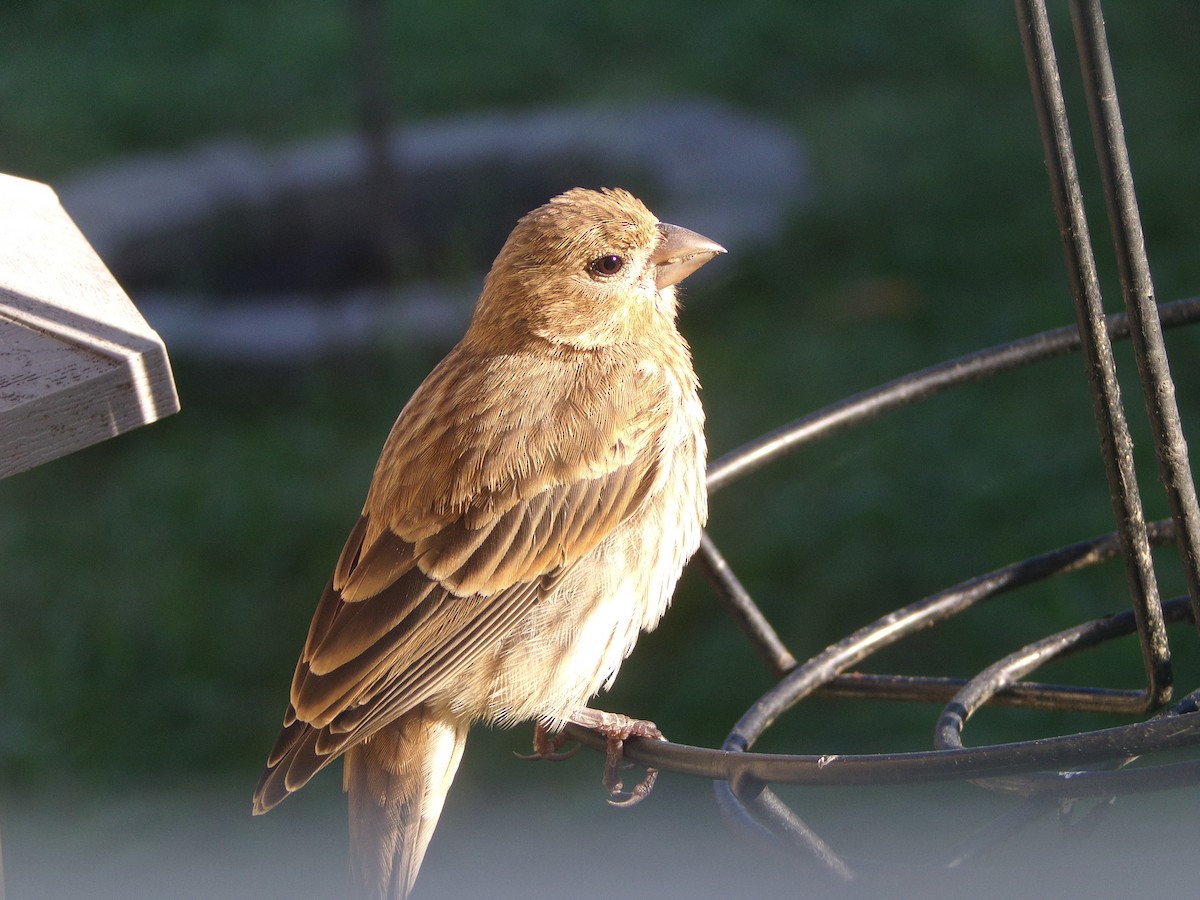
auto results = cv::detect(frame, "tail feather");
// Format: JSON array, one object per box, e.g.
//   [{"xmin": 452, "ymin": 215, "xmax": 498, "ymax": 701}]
[{"xmin": 345, "ymin": 706, "xmax": 469, "ymax": 900}]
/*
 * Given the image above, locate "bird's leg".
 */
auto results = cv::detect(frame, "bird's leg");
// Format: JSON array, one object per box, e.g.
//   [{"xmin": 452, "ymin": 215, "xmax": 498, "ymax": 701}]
[
  {"xmin": 514, "ymin": 720, "xmax": 582, "ymax": 762},
  {"xmin": 569, "ymin": 708, "xmax": 666, "ymax": 807}
]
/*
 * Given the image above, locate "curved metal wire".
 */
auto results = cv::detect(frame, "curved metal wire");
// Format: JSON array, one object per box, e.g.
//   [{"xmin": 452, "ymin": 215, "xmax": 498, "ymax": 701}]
[
  {"xmin": 706, "ymin": 295, "xmax": 1200, "ymax": 495},
  {"xmin": 564, "ymin": 683, "xmax": 1200, "ymax": 788}
]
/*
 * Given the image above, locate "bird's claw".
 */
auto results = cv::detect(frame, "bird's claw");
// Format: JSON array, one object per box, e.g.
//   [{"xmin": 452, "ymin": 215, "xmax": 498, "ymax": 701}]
[
  {"xmin": 606, "ymin": 764, "xmax": 659, "ymax": 807},
  {"xmin": 515, "ymin": 721, "xmax": 582, "ymax": 762},
  {"xmin": 570, "ymin": 709, "xmax": 665, "ymax": 808}
]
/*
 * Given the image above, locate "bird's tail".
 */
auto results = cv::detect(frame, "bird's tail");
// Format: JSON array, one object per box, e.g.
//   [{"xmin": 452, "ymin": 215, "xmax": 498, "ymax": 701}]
[{"xmin": 344, "ymin": 706, "xmax": 469, "ymax": 900}]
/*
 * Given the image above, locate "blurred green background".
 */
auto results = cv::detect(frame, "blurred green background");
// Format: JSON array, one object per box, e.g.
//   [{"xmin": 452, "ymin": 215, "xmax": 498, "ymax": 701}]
[{"xmin": 2, "ymin": 1, "xmax": 1200, "ymax": 892}]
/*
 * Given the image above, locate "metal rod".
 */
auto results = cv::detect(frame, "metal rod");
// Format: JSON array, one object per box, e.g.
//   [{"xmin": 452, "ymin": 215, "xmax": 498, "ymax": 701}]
[
  {"xmin": 1014, "ymin": 0, "xmax": 1171, "ymax": 708},
  {"xmin": 705, "ymin": 296, "xmax": 1200, "ymax": 494},
  {"xmin": 693, "ymin": 531, "xmax": 796, "ymax": 677},
  {"xmin": 564, "ymin": 706, "xmax": 1200, "ymax": 788},
  {"xmin": 1068, "ymin": 0, "xmax": 1200, "ymax": 629},
  {"xmin": 737, "ymin": 783, "xmax": 856, "ymax": 880},
  {"xmin": 819, "ymin": 672, "xmax": 1146, "ymax": 714}
]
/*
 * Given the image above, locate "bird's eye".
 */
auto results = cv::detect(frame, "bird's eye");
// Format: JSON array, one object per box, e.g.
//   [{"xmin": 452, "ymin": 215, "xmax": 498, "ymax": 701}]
[{"xmin": 588, "ymin": 254, "xmax": 625, "ymax": 278}]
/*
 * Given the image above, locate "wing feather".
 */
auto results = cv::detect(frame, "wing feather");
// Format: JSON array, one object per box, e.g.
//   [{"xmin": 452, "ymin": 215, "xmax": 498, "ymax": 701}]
[{"xmin": 254, "ymin": 345, "xmax": 672, "ymax": 810}]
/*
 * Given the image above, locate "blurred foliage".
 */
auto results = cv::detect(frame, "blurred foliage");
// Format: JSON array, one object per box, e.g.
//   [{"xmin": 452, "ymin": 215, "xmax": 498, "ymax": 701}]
[{"xmin": 2, "ymin": 0, "xmax": 1200, "ymax": 789}]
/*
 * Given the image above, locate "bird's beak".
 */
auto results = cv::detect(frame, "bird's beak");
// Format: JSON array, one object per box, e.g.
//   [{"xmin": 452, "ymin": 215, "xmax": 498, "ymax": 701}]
[{"xmin": 652, "ymin": 223, "xmax": 726, "ymax": 290}]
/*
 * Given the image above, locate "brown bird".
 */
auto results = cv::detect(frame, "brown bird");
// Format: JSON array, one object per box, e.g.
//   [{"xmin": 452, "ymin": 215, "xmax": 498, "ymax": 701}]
[{"xmin": 251, "ymin": 187, "xmax": 724, "ymax": 899}]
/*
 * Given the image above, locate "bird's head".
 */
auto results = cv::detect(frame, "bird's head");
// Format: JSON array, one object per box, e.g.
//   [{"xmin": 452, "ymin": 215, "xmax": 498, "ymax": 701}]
[{"xmin": 469, "ymin": 187, "xmax": 725, "ymax": 350}]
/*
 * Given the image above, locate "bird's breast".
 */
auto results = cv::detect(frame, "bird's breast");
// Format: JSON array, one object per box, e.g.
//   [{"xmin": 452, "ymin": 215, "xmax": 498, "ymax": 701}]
[{"xmin": 445, "ymin": 368, "xmax": 706, "ymax": 727}]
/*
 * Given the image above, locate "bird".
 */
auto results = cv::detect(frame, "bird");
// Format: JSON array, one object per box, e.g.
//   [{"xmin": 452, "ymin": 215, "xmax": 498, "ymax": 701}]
[{"xmin": 251, "ymin": 187, "xmax": 724, "ymax": 899}]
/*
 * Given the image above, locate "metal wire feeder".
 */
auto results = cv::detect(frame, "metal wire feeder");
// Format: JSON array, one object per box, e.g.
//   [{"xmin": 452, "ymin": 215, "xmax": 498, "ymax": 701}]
[{"xmin": 562, "ymin": 0, "xmax": 1200, "ymax": 879}]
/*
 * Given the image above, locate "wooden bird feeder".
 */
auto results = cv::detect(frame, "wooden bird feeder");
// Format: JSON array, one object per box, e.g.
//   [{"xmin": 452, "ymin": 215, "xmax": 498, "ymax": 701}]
[{"xmin": 0, "ymin": 172, "xmax": 179, "ymax": 479}]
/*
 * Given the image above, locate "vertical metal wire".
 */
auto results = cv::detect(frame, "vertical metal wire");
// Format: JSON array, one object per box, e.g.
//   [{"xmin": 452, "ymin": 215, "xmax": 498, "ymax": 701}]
[
  {"xmin": 694, "ymin": 533, "xmax": 797, "ymax": 677},
  {"xmin": 1068, "ymin": 0, "xmax": 1200, "ymax": 629},
  {"xmin": 1014, "ymin": 0, "xmax": 1172, "ymax": 709}
]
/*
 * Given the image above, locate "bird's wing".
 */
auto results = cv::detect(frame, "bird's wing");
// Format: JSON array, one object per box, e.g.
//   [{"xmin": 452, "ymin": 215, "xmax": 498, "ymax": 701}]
[{"xmin": 254, "ymin": 347, "xmax": 667, "ymax": 809}]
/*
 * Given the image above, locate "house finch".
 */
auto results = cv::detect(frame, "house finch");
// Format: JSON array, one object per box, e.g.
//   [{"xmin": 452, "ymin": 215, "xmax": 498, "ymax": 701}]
[{"xmin": 252, "ymin": 187, "xmax": 723, "ymax": 899}]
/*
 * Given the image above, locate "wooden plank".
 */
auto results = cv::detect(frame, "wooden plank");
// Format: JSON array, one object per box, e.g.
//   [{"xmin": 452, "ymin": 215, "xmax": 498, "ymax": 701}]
[{"xmin": 0, "ymin": 173, "xmax": 180, "ymax": 478}]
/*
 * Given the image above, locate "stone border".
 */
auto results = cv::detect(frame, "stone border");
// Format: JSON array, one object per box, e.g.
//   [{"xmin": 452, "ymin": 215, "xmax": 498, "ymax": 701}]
[{"xmin": 59, "ymin": 100, "xmax": 807, "ymax": 360}]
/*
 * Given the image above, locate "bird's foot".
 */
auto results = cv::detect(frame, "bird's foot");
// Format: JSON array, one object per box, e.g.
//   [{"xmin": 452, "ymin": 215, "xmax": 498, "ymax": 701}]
[
  {"xmin": 514, "ymin": 720, "xmax": 582, "ymax": 762},
  {"xmin": 570, "ymin": 708, "xmax": 665, "ymax": 808}
]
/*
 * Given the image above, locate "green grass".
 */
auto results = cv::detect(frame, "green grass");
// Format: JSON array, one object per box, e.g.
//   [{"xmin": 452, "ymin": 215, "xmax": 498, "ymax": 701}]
[{"xmin": 2, "ymin": 1, "xmax": 1200, "ymax": 786}]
